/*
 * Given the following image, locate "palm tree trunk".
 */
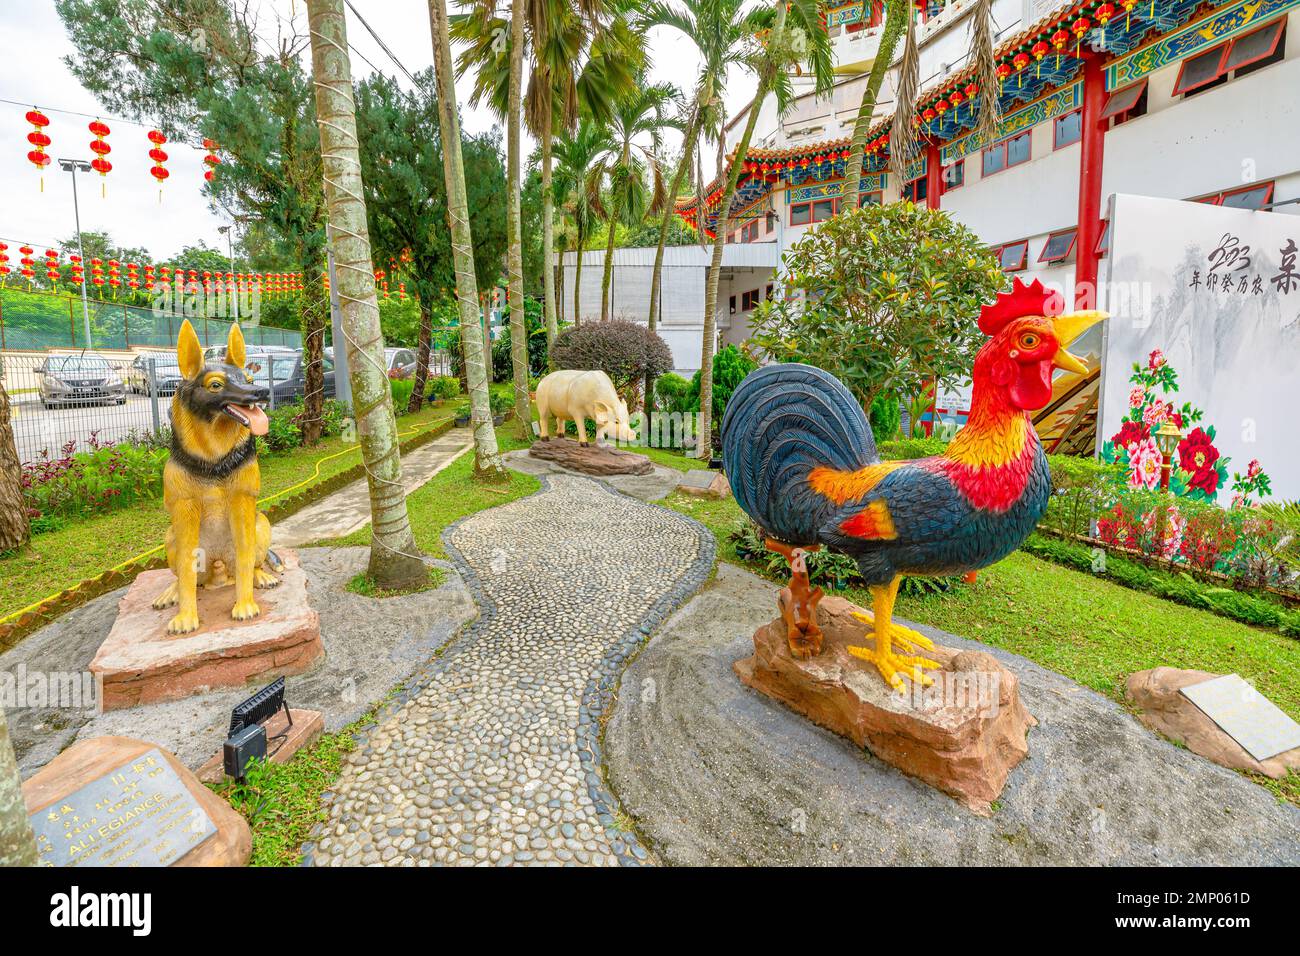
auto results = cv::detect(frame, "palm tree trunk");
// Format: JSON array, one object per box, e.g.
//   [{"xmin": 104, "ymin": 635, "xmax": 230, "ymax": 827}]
[
  {"xmin": 600, "ymin": 190, "xmax": 624, "ymax": 322},
  {"xmin": 408, "ymin": 295, "xmax": 433, "ymax": 415},
  {"xmin": 0, "ymin": 705, "xmax": 36, "ymax": 867},
  {"xmin": 700, "ymin": 67, "xmax": 776, "ymax": 459},
  {"xmin": 542, "ymin": 117, "xmax": 559, "ymax": 355},
  {"xmin": 428, "ymin": 0, "xmax": 504, "ymax": 475},
  {"xmin": 308, "ymin": 0, "xmax": 427, "ymax": 588},
  {"xmin": 507, "ymin": 0, "xmax": 531, "ymax": 440},
  {"xmin": 298, "ymin": 253, "xmax": 328, "ymax": 445},
  {"xmin": 0, "ymin": 382, "xmax": 29, "ymax": 552},
  {"xmin": 645, "ymin": 104, "xmax": 701, "ymax": 416},
  {"xmin": 574, "ymin": 240, "xmax": 584, "ymax": 325},
  {"xmin": 840, "ymin": 0, "xmax": 908, "ymax": 213}
]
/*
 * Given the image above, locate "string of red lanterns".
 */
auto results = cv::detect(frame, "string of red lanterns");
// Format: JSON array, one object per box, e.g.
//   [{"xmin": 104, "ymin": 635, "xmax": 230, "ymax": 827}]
[
  {"xmin": 88, "ymin": 119, "xmax": 112, "ymax": 196},
  {"xmin": 147, "ymin": 129, "xmax": 169, "ymax": 202},
  {"xmin": 26, "ymin": 108, "xmax": 51, "ymax": 191}
]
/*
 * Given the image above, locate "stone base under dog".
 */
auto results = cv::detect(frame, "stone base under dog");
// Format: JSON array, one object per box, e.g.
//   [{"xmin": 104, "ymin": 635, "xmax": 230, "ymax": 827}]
[
  {"xmin": 528, "ymin": 437, "xmax": 654, "ymax": 476},
  {"xmin": 90, "ymin": 549, "xmax": 322, "ymax": 712},
  {"xmin": 734, "ymin": 596, "xmax": 1035, "ymax": 814}
]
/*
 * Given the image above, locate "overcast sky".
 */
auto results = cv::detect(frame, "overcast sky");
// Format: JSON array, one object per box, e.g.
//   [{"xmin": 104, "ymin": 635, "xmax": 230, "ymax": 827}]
[{"xmin": 0, "ymin": 0, "xmax": 755, "ymax": 264}]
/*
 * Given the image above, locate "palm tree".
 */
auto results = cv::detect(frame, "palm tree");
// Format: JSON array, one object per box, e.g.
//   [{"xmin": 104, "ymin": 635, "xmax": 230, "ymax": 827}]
[
  {"xmin": 307, "ymin": 0, "xmax": 429, "ymax": 587},
  {"xmin": 839, "ymin": 0, "xmax": 908, "ymax": 212},
  {"xmin": 430, "ymin": 0, "xmax": 505, "ymax": 474},
  {"xmin": 453, "ymin": 0, "xmax": 643, "ymax": 353},
  {"xmin": 697, "ymin": 0, "xmax": 834, "ymax": 459},
  {"xmin": 639, "ymin": 0, "xmax": 749, "ymax": 362},
  {"xmin": 588, "ymin": 78, "xmax": 678, "ymax": 322},
  {"xmin": 0, "ymin": 382, "xmax": 28, "ymax": 552},
  {"xmin": 552, "ymin": 119, "xmax": 615, "ymax": 324},
  {"xmin": 506, "ymin": 0, "xmax": 531, "ymax": 439}
]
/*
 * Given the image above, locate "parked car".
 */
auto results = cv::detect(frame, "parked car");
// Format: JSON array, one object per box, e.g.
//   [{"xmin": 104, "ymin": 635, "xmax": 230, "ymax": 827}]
[
  {"xmin": 126, "ymin": 352, "xmax": 184, "ymax": 396},
  {"xmin": 37, "ymin": 353, "xmax": 127, "ymax": 408},
  {"xmin": 325, "ymin": 346, "xmax": 416, "ymax": 377},
  {"xmin": 204, "ymin": 343, "xmax": 297, "ymax": 365},
  {"xmin": 249, "ymin": 350, "xmax": 336, "ymax": 405}
]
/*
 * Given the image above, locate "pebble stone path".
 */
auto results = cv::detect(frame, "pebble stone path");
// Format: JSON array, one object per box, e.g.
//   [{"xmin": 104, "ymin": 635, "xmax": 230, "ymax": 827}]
[{"xmin": 304, "ymin": 473, "xmax": 714, "ymax": 866}]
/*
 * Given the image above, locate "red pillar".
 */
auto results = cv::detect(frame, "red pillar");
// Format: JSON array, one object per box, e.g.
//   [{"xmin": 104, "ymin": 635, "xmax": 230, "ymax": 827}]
[
  {"xmin": 1075, "ymin": 54, "xmax": 1107, "ymax": 309},
  {"xmin": 926, "ymin": 141, "xmax": 943, "ymax": 211}
]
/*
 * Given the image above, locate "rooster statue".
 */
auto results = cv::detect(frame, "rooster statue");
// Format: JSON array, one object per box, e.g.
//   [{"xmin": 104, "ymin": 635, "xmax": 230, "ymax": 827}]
[{"xmin": 721, "ymin": 278, "xmax": 1104, "ymax": 690}]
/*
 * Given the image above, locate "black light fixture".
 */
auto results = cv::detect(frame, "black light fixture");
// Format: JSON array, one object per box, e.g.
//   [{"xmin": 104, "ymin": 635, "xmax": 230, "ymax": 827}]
[{"xmin": 223, "ymin": 676, "xmax": 293, "ymax": 782}]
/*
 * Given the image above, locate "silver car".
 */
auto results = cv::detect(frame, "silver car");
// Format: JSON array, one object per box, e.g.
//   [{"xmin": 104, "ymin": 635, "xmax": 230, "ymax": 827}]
[{"xmin": 38, "ymin": 354, "xmax": 127, "ymax": 408}]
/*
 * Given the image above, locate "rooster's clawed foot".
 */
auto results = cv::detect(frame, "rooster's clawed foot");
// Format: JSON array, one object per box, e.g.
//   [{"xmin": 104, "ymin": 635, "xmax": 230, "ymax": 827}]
[{"xmin": 847, "ymin": 611, "xmax": 941, "ymax": 691}]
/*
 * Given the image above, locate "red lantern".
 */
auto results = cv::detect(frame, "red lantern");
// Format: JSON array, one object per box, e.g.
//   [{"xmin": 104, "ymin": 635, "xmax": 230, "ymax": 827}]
[
  {"xmin": 146, "ymin": 129, "xmax": 170, "ymax": 202},
  {"xmin": 1031, "ymin": 40, "xmax": 1050, "ymax": 76},
  {"xmin": 996, "ymin": 62, "xmax": 1012, "ymax": 88},
  {"xmin": 1012, "ymin": 52, "xmax": 1031, "ymax": 87},
  {"xmin": 45, "ymin": 249, "xmax": 59, "ymax": 286},
  {"xmin": 88, "ymin": 120, "xmax": 112, "ymax": 196},
  {"xmin": 1095, "ymin": 2, "xmax": 1115, "ymax": 40},
  {"xmin": 1071, "ymin": 17, "xmax": 1091, "ymax": 56},
  {"xmin": 26, "ymin": 108, "xmax": 52, "ymax": 190},
  {"xmin": 1050, "ymin": 27, "xmax": 1070, "ymax": 67},
  {"xmin": 0, "ymin": 243, "xmax": 9, "ymax": 285},
  {"xmin": 1122, "ymin": 0, "xmax": 1137, "ymax": 28}
]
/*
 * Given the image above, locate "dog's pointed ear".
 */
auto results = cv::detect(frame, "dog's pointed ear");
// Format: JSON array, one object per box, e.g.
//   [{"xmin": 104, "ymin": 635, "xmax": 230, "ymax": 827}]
[
  {"xmin": 226, "ymin": 322, "xmax": 246, "ymax": 369},
  {"xmin": 177, "ymin": 320, "xmax": 203, "ymax": 379}
]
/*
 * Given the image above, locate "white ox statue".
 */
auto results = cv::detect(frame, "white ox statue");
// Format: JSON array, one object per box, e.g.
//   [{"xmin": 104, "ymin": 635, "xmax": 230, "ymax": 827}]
[{"xmin": 535, "ymin": 369, "xmax": 637, "ymax": 445}]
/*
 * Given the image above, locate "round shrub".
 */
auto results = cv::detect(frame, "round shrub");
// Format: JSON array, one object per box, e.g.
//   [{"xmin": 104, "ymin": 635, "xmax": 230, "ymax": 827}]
[{"xmin": 551, "ymin": 320, "xmax": 674, "ymax": 399}]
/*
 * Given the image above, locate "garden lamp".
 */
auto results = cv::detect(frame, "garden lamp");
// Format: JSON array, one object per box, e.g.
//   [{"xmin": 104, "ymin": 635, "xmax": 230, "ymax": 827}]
[{"xmin": 1154, "ymin": 421, "xmax": 1183, "ymax": 492}]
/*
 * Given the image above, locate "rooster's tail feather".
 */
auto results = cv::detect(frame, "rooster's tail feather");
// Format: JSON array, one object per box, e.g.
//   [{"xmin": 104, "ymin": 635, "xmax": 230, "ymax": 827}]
[{"xmin": 720, "ymin": 363, "xmax": 879, "ymax": 547}]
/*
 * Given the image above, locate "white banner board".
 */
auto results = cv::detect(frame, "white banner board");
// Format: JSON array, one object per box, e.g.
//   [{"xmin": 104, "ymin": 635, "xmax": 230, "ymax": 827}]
[{"xmin": 1099, "ymin": 193, "xmax": 1299, "ymax": 502}]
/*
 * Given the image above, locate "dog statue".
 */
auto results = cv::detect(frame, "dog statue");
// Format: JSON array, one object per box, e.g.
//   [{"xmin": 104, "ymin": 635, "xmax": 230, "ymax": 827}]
[{"xmin": 152, "ymin": 320, "xmax": 280, "ymax": 634}]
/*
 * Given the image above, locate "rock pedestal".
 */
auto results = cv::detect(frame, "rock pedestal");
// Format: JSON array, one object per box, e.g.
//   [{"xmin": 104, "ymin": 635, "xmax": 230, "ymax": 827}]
[
  {"xmin": 1126, "ymin": 667, "xmax": 1300, "ymax": 779},
  {"xmin": 22, "ymin": 736, "xmax": 251, "ymax": 867},
  {"xmin": 528, "ymin": 436, "xmax": 653, "ymax": 476},
  {"xmin": 734, "ymin": 596, "xmax": 1035, "ymax": 814},
  {"xmin": 90, "ymin": 549, "xmax": 322, "ymax": 711}
]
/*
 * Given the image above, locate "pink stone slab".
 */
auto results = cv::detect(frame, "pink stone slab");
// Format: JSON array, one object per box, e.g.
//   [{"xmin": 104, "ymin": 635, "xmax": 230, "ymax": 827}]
[{"xmin": 90, "ymin": 549, "xmax": 323, "ymax": 711}]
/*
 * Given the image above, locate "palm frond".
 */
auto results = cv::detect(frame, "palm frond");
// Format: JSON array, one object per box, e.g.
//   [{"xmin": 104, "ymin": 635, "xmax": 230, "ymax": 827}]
[
  {"xmin": 890, "ymin": 9, "xmax": 920, "ymax": 186},
  {"xmin": 971, "ymin": 0, "xmax": 1001, "ymax": 144}
]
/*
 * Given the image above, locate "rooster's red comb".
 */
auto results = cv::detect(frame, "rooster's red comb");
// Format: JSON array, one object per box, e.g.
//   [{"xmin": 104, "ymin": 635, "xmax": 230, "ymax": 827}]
[{"xmin": 979, "ymin": 278, "xmax": 1065, "ymax": 336}]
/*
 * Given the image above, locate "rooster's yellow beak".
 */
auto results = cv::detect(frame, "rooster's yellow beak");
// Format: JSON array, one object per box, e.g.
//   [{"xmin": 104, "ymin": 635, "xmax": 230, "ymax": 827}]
[{"xmin": 1051, "ymin": 309, "xmax": 1106, "ymax": 374}]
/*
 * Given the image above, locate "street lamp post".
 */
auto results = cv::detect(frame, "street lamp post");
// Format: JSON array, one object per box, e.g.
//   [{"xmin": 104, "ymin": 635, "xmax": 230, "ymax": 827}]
[
  {"xmin": 218, "ymin": 224, "xmax": 237, "ymax": 320},
  {"xmin": 57, "ymin": 158, "xmax": 94, "ymax": 349},
  {"xmin": 1154, "ymin": 421, "xmax": 1184, "ymax": 493}
]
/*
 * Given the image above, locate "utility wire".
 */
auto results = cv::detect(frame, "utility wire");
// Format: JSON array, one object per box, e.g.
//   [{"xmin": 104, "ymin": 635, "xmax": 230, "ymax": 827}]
[{"xmin": 342, "ymin": 0, "xmax": 421, "ymax": 85}]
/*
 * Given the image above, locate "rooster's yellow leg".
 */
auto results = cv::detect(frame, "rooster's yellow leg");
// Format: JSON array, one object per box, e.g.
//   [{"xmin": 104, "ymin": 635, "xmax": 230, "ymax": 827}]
[{"xmin": 846, "ymin": 576, "xmax": 941, "ymax": 690}]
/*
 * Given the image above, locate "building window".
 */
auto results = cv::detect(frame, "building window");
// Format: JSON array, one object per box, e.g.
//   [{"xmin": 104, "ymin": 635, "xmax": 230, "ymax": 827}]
[
  {"xmin": 741, "ymin": 220, "xmax": 760, "ymax": 243},
  {"xmin": 992, "ymin": 240, "xmax": 1029, "ymax": 272},
  {"xmin": 741, "ymin": 289, "xmax": 760, "ymax": 311},
  {"xmin": 982, "ymin": 131, "xmax": 1031, "ymax": 177},
  {"xmin": 1173, "ymin": 18, "xmax": 1286, "ymax": 96},
  {"xmin": 942, "ymin": 160, "xmax": 964, "ymax": 191},
  {"xmin": 766, "ymin": 212, "xmax": 776, "ymax": 233},
  {"xmin": 765, "ymin": 283, "xmax": 774, "ymax": 300},
  {"xmin": 1038, "ymin": 228, "xmax": 1078, "ymax": 264},
  {"xmin": 1104, "ymin": 79, "xmax": 1148, "ymax": 126},
  {"xmin": 729, "ymin": 294, "xmax": 737, "ymax": 315},
  {"xmin": 1054, "ymin": 109, "xmax": 1082, "ymax": 148},
  {"xmin": 789, "ymin": 197, "xmax": 835, "ymax": 225},
  {"xmin": 903, "ymin": 177, "xmax": 927, "ymax": 203},
  {"xmin": 859, "ymin": 190, "xmax": 882, "ymax": 206},
  {"xmin": 1196, "ymin": 181, "xmax": 1275, "ymax": 209}
]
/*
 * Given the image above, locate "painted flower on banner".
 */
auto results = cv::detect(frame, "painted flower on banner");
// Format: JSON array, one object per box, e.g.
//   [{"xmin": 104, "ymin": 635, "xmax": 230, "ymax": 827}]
[
  {"xmin": 1177, "ymin": 427, "xmax": 1221, "ymax": 497},
  {"xmin": 1128, "ymin": 436, "xmax": 1163, "ymax": 490},
  {"xmin": 1128, "ymin": 385, "xmax": 1145, "ymax": 408}
]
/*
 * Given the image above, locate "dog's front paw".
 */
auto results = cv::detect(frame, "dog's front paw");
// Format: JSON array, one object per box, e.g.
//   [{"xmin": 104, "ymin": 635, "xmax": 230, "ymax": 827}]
[
  {"xmin": 254, "ymin": 569, "xmax": 280, "ymax": 589},
  {"xmin": 231, "ymin": 598, "xmax": 261, "ymax": 621},
  {"xmin": 167, "ymin": 609, "xmax": 200, "ymax": 634},
  {"xmin": 152, "ymin": 582, "xmax": 178, "ymax": 610}
]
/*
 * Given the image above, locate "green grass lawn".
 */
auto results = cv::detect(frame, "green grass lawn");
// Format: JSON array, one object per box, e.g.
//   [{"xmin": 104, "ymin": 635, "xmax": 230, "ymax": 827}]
[
  {"xmin": 0, "ymin": 402, "xmax": 453, "ymax": 622},
  {"xmin": 313, "ymin": 424, "xmax": 539, "ymax": 557}
]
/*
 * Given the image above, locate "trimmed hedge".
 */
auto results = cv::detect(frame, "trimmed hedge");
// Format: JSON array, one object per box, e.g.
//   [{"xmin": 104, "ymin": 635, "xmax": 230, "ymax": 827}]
[{"xmin": 1022, "ymin": 532, "xmax": 1300, "ymax": 637}]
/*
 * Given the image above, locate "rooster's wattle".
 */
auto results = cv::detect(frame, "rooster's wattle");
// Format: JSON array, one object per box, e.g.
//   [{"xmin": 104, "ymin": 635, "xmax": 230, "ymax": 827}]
[{"xmin": 721, "ymin": 278, "xmax": 1105, "ymax": 689}]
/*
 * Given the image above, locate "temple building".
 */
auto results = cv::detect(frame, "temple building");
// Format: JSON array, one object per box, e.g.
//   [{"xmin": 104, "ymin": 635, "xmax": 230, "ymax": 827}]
[{"xmin": 558, "ymin": 0, "xmax": 1299, "ymax": 379}]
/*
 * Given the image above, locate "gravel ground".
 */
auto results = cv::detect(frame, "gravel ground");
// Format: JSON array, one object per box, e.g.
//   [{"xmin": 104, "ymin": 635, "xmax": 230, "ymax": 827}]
[
  {"xmin": 6, "ymin": 547, "xmax": 476, "ymax": 776},
  {"xmin": 605, "ymin": 563, "xmax": 1300, "ymax": 866},
  {"xmin": 303, "ymin": 474, "xmax": 714, "ymax": 867}
]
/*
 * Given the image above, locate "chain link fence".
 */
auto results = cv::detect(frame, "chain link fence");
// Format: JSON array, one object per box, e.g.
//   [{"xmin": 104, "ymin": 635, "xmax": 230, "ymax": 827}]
[{"xmin": 0, "ymin": 288, "xmax": 302, "ymax": 351}]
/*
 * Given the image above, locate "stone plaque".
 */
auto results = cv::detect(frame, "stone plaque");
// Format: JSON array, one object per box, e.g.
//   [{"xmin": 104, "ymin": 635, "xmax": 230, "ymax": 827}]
[
  {"xmin": 28, "ymin": 747, "xmax": 217, "ymax": 867},
  {"xmin": 679, "ymin": 469, "xmax": 721, "ymax": 490},
  {"xmin": 1180, "ymin": 674, "xmax": 1300, "ymax": 762}
]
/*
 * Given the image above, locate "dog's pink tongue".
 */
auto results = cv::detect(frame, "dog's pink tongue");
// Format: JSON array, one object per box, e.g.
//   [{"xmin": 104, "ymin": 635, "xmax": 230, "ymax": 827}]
[{"xmin": 233, "ymin": 404, "xmax": 269, "ymax": 436}]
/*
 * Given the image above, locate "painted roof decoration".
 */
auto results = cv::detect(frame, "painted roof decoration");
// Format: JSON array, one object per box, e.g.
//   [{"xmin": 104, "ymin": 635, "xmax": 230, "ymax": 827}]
[{"xmin": 678, "ymin": 0, "xmax": 1229, "ymax": 237}]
